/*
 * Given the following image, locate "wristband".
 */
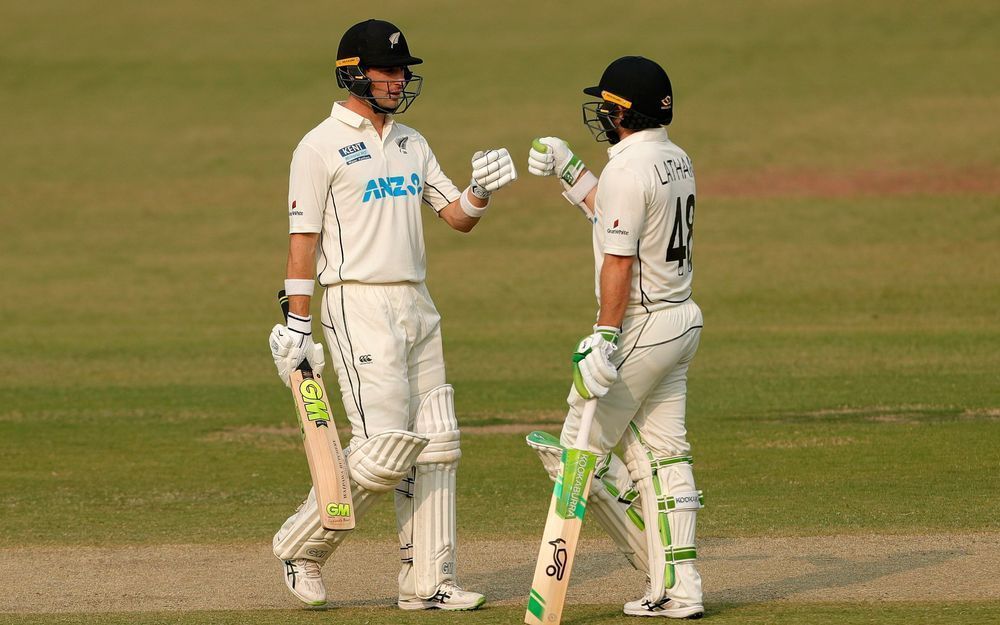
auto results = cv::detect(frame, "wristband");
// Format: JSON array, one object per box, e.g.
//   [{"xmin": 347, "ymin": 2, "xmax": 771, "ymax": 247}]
[
  {"xmin": 284, "ymin": 278, "xmax": 315, "ymax": 297},
  {"xmin": 561, "ymin": 170, "xmax": 598, "ymax": 208},
  {"xmin": 286, "ymin": 312, "xmax": 312, "ymax": 336},
  {"xmin": 460, "ymin": 186, "xmax": 491, "ymax": 218}
]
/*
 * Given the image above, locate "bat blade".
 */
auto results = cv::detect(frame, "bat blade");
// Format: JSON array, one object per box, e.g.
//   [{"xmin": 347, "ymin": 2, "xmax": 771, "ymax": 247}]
[
  {"xmin": 525, "ymin": 442, "xmax": 597, "ymax": 625},
  {"xmin": 279, "ymin": 289, "xmax": 355, "ymax": 531}
]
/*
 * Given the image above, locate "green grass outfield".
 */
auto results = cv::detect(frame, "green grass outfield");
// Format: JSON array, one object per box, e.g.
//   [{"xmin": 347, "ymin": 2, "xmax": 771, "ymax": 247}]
[{"xmin": 1, "ymin": 0, "xmax": 998, "ymax": 623}]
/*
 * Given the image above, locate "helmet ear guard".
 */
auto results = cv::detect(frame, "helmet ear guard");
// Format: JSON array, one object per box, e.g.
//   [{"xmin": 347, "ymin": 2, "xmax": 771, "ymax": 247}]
[{"xmin": 336, "ymin": 57, "xmax": 370, "ymax": 94}]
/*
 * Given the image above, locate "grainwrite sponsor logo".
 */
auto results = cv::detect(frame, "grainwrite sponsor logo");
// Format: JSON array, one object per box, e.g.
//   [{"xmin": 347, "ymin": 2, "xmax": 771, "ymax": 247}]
[{"xmin": 607, "ymin": 218, "xmax": 630, "ymax": 236}]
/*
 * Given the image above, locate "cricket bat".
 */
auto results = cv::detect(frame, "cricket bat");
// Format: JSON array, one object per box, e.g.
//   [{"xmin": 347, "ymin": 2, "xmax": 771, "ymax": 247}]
[
  {"xmin": 278, "ymin": 289, "xmax": 355, "ymax": 531},
  {"xmin": 525, "ymin": 398, "xmax": 599, "ymax": 625}
]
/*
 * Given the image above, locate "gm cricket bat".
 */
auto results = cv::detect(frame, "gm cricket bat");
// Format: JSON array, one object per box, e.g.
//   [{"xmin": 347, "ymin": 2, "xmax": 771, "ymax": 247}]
[
  {"xmin": 525, "ymin": 398, "xmax": 599, "ymax": 625},
  {"xmin": 278, "ymin": 289, "xmax": 355, "ymax": 531}
]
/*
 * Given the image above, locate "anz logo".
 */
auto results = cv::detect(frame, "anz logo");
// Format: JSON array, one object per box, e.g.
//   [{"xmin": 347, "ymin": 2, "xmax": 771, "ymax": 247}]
[{"xmin": 362, "ymin": 173, "xmax": 423, "ymax": 202}]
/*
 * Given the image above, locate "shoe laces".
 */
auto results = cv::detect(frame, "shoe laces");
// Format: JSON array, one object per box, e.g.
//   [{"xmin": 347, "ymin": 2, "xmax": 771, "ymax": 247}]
[{"xmin": 297, "ymin": 559, "xmax": 322, "ymax": 579}]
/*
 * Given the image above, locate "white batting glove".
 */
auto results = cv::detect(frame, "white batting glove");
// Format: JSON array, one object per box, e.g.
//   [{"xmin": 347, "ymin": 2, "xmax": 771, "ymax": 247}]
[
  {"xmin": 470, "ymin": 148, "xmax": 517, "ymax": 198},
  {"xmin": 571, "ymin": 326, "xmax": 620, "ymax": 399},
  {"xmin": 268, "ymin": 314, "xmax": 325, "ymax": 387}
]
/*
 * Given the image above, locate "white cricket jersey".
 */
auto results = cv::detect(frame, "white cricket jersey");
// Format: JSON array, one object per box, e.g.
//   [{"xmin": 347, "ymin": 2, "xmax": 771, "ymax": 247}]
[
  {"xmin": 594, "ymin": 127, "xmax": 696, "ymax": 316},
  {"xmin": 287, "ymin": 103, "xmax": 461, "ymax": 286}
]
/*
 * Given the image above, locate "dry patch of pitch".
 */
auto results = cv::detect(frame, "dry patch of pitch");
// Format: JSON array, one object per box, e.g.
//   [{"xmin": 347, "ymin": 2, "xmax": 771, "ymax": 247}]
[{"xmin": 1, "ymin": 534, "xmax": 996, "ymax": 613}]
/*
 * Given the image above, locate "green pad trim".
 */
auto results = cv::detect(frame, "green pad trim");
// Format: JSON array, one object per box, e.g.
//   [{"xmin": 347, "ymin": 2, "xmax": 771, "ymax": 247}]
[{"xmin": 526, "ymin": 430, "xmax": 561, "ymax": 448}]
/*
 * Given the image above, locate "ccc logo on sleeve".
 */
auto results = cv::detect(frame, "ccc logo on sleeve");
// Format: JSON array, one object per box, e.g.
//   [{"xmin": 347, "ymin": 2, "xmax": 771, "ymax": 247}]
[{"xmin": 362, "ymin": 173, "xmax": 423, "ymax": 202}]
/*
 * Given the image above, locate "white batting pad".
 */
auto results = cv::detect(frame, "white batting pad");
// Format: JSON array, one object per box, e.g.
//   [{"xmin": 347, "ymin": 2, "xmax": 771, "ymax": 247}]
[
  {"xmin": 407, "ymin": 384, "xmax": 461, "ymax": 598},
  {"xmin": 273, "ymin": 430, "xmax": 428, "ymax": 563},
  {"xmin": 624, "ymin": 426, "xmax": 703, "ymax": 606},
  {"xmin": 526, "ymin": 431, "xmax": 648, "ymax": 571}
]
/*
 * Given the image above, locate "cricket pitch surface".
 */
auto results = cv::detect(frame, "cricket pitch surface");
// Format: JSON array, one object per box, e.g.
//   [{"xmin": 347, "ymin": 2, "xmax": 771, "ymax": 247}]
[{"xmin": 1, "ymin": 533, "xmax": 997, "ymax": 613}]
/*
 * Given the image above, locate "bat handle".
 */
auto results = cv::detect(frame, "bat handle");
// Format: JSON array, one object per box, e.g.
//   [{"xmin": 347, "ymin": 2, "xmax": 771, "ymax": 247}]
[
  {"xmin": 277, "ymin": 289, "xmax": 314, "ymax": 374},
  {"xmin": 573, "ymin": 398, "xmax": 598, "ymax": 450},
  {"xmin": 277, "ymin": 289, "xmax": 290, "ymax": 322}
]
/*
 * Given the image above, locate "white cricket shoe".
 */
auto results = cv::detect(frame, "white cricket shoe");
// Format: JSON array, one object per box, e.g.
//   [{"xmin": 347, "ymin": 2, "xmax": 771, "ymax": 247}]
[
  {"xmin": 398, "ymin": 581, "xmax": 486, "ymax": 611},
  {"xmin": 624, "ymin": 595, "xmax": 704, "ymax": 619},
  {"xmin": 282, "ymin": 558, "xmax": 327, "ymax": 607}
]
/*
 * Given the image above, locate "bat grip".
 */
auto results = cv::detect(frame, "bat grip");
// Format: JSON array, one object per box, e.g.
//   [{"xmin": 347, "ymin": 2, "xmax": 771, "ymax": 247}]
[
  {"xmin": 278, "ymin": 289, "xmax": 290, "ymax": 322},
  {"xmin": 277, "ymin": 289, "xmax": 314, "ymax": 374},
  {"xmin": 573, "ymin": 399, "xmax": 598, "ymax": 450}
]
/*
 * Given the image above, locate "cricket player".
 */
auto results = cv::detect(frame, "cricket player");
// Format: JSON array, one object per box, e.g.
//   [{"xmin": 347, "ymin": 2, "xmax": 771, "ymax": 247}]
[
  {"xmin": 267, "ymin": 19, "xmax": 516, "ymax": 610},
  {"xmin": 526, "ymin": 56, "xmax": 705, "ymax": 618}
]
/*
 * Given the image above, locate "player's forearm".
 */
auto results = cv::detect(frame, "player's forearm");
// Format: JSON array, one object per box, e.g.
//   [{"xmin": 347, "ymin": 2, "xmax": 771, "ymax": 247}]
[
  {"xmin": 439, "ymin": 189, "xmax": 488, "ymax": 233},
  {"xmin": 286, "ymin": 233, "xmax": 319, "ymax": 316},
  {"xmin": 596, "ymin": 254, "xmax": 634, "ymax": 328}
]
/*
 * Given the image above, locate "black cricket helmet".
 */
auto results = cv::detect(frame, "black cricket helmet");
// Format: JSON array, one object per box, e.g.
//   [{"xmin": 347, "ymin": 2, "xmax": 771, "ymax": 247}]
[
  {"xmin": 582, "ymin": 56, "xmax": 673, "ymax": 144},
  {"xmin": 336, "ymin": 19, "xmax": 423, "ymax": 114}
]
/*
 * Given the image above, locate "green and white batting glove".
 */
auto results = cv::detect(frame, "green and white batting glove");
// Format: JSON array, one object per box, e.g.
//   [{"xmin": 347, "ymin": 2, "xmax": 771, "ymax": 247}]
[
  {"xmin": 529, "ymin": 137, "xmax": 599, "ymax": 219},
  {"xmin": 571, "ymin": 326, "xmax": 621, "ymax": 399}
]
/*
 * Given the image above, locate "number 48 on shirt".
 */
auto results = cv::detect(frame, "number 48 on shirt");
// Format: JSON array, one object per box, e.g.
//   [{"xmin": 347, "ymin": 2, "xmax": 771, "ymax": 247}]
[{"xmin": 666, "ymin": 194, "xmax": 695, "ymax": 276}]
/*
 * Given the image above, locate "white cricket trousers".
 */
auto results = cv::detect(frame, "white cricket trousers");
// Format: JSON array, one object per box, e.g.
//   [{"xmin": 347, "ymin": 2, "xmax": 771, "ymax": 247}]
[
  {"xmin": 320, "ymin": 282, "xmax": 447, "ymax": 446},
  {"xmin": 561, "ymin": 299, "xmax": 704, "ymax": 457}
]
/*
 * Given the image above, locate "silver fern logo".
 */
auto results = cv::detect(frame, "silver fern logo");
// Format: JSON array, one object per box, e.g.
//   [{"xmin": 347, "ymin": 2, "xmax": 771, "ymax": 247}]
[{"xmin": 389, "ymin": 32, "xmax": 401, "ymax": 48}]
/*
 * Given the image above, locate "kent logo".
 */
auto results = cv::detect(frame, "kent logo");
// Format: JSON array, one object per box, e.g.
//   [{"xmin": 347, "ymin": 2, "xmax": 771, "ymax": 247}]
[
  {"xmin": 298, "ymin": 379, "xmax": 330, "ymax": 425},
  {"xmin": 362, "ymin": 172, "xmax": 423, "ymax": 202},
  {"xmin": 338, "ymin": 142, "xmax": 366, "ymax": 157},
  {"xmin": 326, "ymin": 502, "xmax": 352, "ymax": 517}
]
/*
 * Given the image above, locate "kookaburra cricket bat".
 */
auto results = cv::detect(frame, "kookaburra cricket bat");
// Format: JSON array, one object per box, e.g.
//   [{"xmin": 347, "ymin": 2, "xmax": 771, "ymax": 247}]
[
  {"xmin": 278, "ymin": 289, "xmax": 355, "ymax": 531},
  {"xmin": 525, "ymin": 398, "xmax": 599, "ymax": 625}
]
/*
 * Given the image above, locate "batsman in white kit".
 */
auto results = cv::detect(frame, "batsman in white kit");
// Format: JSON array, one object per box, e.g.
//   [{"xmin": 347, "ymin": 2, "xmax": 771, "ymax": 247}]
[
  {"xmin": 526, "ymin": 56, "xmax": 706, "ymax": 619},
  {"xmin": 267, "ymin": 19, "xmax": 516, "ymax": 610}
]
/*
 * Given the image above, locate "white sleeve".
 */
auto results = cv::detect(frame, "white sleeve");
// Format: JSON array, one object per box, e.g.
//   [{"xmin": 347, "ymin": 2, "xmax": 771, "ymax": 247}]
[
  {"xmin": 596, "ymin": 167, "xmax": 647, "ymax": 256},
  {"xmin": 420, "ymin": 140, "xmax": 461, "ymax": 213},
  {"xmin": 287, "ymin": 142, "xmax": 330, "ymax": 234}
]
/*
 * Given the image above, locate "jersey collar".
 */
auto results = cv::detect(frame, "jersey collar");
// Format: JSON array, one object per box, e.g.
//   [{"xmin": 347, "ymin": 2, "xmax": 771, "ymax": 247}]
[
  {"xmin": 607, "ymin": 127, "xmax": 669, "ymax": 159},
  {"xmin": 331, "ymin": 102, "xmax": 396, "ymax": 137},
  {"xmin": 331, "ymin": 102, "xmax": 367, "ymax": 128}
]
